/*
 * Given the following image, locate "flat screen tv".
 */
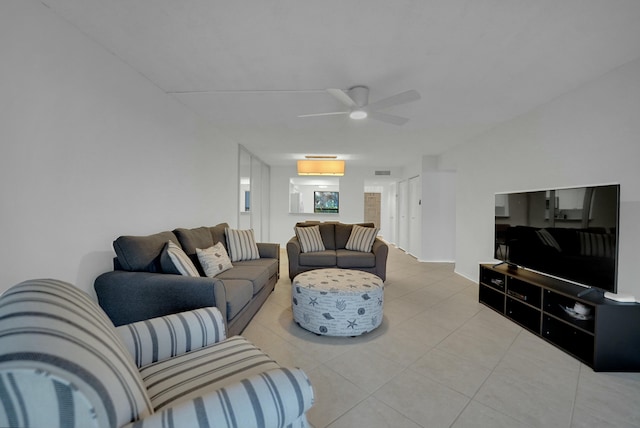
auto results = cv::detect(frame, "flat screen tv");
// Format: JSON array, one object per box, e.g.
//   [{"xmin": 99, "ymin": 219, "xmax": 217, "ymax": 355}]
[
  {"xmin": 495, "ymin": 184, "xmax": 620, "ymax": 294},
  {"xmin": 314, "ymin": 191, "xmax": 339, "ymax": 213}
]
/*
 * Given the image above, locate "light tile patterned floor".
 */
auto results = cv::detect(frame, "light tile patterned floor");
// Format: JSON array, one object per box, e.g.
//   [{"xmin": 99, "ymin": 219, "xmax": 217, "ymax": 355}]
[{"xmin": 241, "ymin": 246, "xmax": 640, "ymax": 428}]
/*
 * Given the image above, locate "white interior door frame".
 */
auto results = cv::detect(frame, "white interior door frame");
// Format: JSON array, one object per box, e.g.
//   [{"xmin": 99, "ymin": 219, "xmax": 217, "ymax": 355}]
[
  {"xmin": 408, "ymin": 175, "xmax": 421, "ymax": 258},
  {"xmin": 397, "ymin": 179, "xmax": 409, "ymax": 252}
]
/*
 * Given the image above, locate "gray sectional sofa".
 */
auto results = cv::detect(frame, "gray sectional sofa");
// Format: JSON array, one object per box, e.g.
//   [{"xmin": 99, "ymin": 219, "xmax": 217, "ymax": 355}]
[
  {"xmin": 94, "ymin": 223, "xmax": 279, "ymax": 336},
  {"xmin": 287, "ymin": 221, "xmax": 388, "ymax": 281}
]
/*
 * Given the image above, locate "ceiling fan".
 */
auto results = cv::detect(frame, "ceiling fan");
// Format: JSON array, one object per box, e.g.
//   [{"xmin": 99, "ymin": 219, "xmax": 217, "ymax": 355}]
[{"xmin": 298, "ymin": 85, "xmax": 421, "ymax": 126}]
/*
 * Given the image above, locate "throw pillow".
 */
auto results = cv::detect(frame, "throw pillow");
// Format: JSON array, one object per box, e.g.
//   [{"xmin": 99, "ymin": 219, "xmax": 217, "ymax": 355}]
[
  {"xmin": 164, "ymin": 241, "xmax": 200, "ymax": 277},
  {"xmin": 225, "ymin": 228, "xmax": 260, "ymax": 262},
  {"xmin": 578, "ymin": 232, "xmax": 615, "ymax": 258},
  {"xmin": 295, "ymin": 225, "xmax": 325, "ymax": 253},
  {"xmin": 196, "ymin": 242, "xmax": 234, "ymax": 277},
  {"xmin": 536, "ymin": 228, "xmax": 562, "ymax": 252},
  {"xmin": 345, "ymin": 224, "xmax": 379, "ymax": 252}
]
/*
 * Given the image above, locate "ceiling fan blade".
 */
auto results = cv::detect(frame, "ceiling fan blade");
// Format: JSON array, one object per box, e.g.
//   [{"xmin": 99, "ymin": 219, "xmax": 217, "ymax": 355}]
[
  {"xmin": 366, "ymin": 89, "xmax": 421, "ymax": 111},
  {"xmin": 327, "ymin": 88, "xmax": 358, "ymax": 108},
  {"xmin": 368, "ymin": 111, "xmax": 409, "ymax": 126},
  {"xmin": 298, "ymin": 111, "xmax": 349, "ymax": 118}
]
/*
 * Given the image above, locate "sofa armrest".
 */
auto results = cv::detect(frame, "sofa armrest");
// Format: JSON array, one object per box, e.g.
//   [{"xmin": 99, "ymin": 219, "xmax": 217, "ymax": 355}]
[
  {"xmin": 372, "ymin": 238, "xmax": 389, "ymax": 281},
  {"xmin": 286, "ymin": 237, "xmax": 303, "ymax": 280},
  {"xmin": 257, "ymin": 242, "xmax": 280, "ymax": 260},
  {"xmin": 124, "ymin": 367, "xmax": 314, "ymax": 428},
  {"xmin": 116, "ymin": 307, "xmax": 227, "ymax": 368},
  {"xmin": 94, "ymin": 271, "xmax": 227, "ymax": 327}
]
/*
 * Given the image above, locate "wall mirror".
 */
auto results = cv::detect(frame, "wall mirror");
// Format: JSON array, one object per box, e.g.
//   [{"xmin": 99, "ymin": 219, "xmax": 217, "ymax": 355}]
[{"xmin": 289, "ymin": 177, "xmax": 340, "ymax": 214}]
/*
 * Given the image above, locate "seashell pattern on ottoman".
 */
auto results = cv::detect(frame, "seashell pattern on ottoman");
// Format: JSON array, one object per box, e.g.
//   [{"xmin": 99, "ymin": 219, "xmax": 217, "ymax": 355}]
[{"xmin": 292, "ymin": 268, "xmax": 384, "ymax": 336}]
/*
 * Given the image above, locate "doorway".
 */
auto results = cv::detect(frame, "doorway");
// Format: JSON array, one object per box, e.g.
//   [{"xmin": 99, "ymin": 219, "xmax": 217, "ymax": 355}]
[
  {"xmin": 398, "ymin": 180, "xmax": 409, "ymax": 251},
  {"xmin": 364, "ymin": 192, "xmax": 381, "ymax": 227},
  {"xmin": 408, "ymin": 175, "xmax": 421, "ymax": 257}
]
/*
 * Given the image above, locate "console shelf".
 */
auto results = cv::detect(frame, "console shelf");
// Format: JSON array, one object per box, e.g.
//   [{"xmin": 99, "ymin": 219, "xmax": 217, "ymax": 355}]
[{"xmin": 479, "ymin": 264, "xmax": 640, "ymax": 371}]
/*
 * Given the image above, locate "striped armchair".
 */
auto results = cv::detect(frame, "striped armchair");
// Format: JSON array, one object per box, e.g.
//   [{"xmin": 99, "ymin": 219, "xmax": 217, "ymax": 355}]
[{"xmin": 0, "ymin": 279, "xmax": 314, "ymax": 428}]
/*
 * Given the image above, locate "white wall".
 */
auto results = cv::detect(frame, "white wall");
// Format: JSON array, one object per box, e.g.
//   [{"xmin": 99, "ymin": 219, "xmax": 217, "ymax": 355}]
[
  {"xmin": 420, "ymin": 171, "xmax": 456, "ymax": 262},
  {"xmin": 270, "ymin": 165, "xmax": 402, "ymax": 246},
  {"xmin": 0, "ymin": 1, "xmax": 238, "ymax": 296},
  {"xmin": 440, "ymin": 57, "xmax": 640, "ymax": 296}
]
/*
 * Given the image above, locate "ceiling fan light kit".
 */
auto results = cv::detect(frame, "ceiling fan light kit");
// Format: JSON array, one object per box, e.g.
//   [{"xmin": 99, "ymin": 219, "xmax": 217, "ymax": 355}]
[
  {"xmin": 349, "ymin": 110, "xmax": 368, "ymax": 120},
  {"xmin": 298, "ymin": 85, "xmax": 420, "ymax": 125}
]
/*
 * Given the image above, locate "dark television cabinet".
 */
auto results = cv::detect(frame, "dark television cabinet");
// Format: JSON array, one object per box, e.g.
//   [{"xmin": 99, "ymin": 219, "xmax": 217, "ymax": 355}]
[{"xmin": 479, "ymin": 263, "xmax": 640, "ymax": 372}]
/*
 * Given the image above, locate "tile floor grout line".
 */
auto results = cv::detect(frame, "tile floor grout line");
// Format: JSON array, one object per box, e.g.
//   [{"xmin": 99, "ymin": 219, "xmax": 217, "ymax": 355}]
[
  {"xmin": 568, "ymin": 363, "xmax": 584, "ymax": 428},
  {"xmin": 257, "ymin": 246, "xmax": 637, "ymax": 427},
  {"xmin": 461, "ymin": 327, "xmax": 538, "ymax": 428}
]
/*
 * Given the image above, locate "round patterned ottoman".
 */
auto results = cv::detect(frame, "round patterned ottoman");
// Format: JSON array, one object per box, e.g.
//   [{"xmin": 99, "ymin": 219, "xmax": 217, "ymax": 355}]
[{"xmin": 292, "ymin": 268, "xmax": 384, "ymax": 336}]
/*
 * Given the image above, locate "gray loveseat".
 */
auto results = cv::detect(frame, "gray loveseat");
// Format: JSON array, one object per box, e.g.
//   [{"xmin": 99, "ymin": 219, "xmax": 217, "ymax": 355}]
[
  {"xmin": 287, "ymin": 221, "xmax": 388, "ymax": 281},
  {"xmin": 95, "ymin": 223, "xmax": 279, "ymax": 336}
]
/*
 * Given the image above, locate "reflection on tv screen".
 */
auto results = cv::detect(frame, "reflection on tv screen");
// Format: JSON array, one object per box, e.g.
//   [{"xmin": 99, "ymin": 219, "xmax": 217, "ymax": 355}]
[{"xmin": 494, "ymin": 184, "xmax": 619, "ymax": 293}]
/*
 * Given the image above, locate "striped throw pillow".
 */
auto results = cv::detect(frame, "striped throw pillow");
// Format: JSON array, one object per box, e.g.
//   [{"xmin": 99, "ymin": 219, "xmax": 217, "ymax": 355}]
[
  {"xmin": 345, "ymin": 225, "xmax": 379, "ymax": 252},
  {"xmin": 536, "ymin": 229, "xmax": 562, "ymax": 251},
  {"xmin": 295, "ymin": 225, "xmax": 325, "ymax": 253},
  {"xmin": 165, "ymin": 241, "xmax": 200, "ymax": 276},
  {"xmin": 196, "ymin": 242, "xmax": 234, "ymax": 277},
  {"xmin": 225, "ymin": 228, "xmax": 260, "ymax": 262},
  {"xmin": 579, "ymin": 232, "xmax": 615, "ymax": 258}
]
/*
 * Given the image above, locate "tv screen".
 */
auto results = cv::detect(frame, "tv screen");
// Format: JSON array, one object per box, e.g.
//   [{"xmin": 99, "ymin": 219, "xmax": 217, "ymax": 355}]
[
  {"xmin": 314, "ymin": 191, "xmax": 339, "ymax": 213},
  {"xmin": 495, "ymin": 184, "xmax": 620, "ymax": 293}
]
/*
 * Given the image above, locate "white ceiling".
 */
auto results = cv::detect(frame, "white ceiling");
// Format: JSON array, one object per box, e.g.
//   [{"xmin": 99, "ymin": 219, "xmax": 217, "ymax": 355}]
[{"xmin": 42, "ymin": 0, "xmax": 640, "ymax": 168}]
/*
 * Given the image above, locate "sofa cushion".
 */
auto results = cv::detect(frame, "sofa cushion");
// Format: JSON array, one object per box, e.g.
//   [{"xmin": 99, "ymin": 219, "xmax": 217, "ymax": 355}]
[
  {"xmin": 220, "ymin": 280, "xmax": 254, "ymax": 320},
  {"xmin": 295, "ymin": 225, "xmax": 326, "ymax": 253},
  {"xmin": 299, "ymin": 250, "xmax": 337, "ymax": 267},
  {"xmin": 346, "ymin": 224, "xmax": 380, "ymax": 252},
  {"xmin": 215, "ymin": 265, "xmax": 270, "ymax": 295},
  {"xmin": 174, "ymin": 227, "xmax": 214, "ymax": 255},
  {"xmin": 234, "ymin": 258, "xmax": 279, "ymax": 279},
  {"xmin": 336, "ymin": 249, "xmax": 376, "ymax": 268},
  {"xmin": 196, "ymin": 242, "xmax": 234, "ymax": 277},
  {"xmin": 226, "ymin": 228, "xmax": 260, "ymax": 262},
  {"xmin": 209, "ymin": 222, "xmax": 230, "ymax": 249},
  {"xmin": 334, "ymin": 223, "xmax": 354, "ymax": 249},
  {"xmin": 139, "ymin": 335, "xmax": 280, "ymax": 411},
  {"xmin": 114, "ymin": 231, "xmax": 178, "ymax": 272},
  {"xmin": 318, "ymin": 223, "xmax": 336, "ymax": 250},
  {"xmin": 164, "ymin": 241, "xmax": 200, "ymax": 277}
]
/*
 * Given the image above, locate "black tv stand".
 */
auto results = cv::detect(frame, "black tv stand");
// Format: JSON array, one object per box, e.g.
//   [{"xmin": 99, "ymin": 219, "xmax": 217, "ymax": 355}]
[
  {"xmin": 479, "ymin": 263, "xmax": 640, "ymax": 371},
  {"xmin": 577, "ymin": 287, "xmax": 603, "ymax": 298}
]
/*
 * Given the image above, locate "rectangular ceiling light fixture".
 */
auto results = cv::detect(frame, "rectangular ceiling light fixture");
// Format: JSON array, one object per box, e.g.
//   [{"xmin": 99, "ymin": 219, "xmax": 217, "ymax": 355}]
[{"xmin": 297, "ymin": 160, "xmax": 345, "ymax": 176}]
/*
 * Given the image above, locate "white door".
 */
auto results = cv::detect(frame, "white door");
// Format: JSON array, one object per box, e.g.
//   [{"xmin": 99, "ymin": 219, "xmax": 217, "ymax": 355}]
[
  {"xmin": 408, "ymin": 176, "xmax": 421, "ymax": 258},
  {"xmin": 388, "ymin": 182, "xmax": 397, "ymax": 245},
  {"xmin": 364, "ymin": 193, "xmax": 381, "ymax": 227},
  {"xmin": 398, "ymin": 180, "xmax": 409, "ymax": 251}
]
